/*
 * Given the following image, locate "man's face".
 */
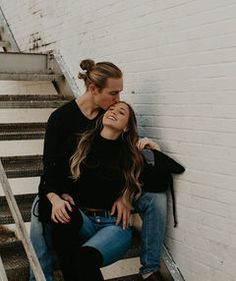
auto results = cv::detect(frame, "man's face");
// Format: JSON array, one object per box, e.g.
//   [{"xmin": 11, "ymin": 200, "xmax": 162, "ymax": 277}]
[{"xmin": 94, "ymin": 77, "xmax": 123, "ymax": 110}]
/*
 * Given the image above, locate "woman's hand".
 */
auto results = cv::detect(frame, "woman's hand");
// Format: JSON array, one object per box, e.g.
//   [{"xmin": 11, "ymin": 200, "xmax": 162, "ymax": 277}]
[
  {"xmin": 47, "ymin": 193, "xmax": 72, "ymax": 224},
  {"xmin": 136, "ymin": 137, "xmax": 161, "ymax": 151},
  {"xmin": 111, "ymin": 197, "xmax": 131, "ymax": 230}
]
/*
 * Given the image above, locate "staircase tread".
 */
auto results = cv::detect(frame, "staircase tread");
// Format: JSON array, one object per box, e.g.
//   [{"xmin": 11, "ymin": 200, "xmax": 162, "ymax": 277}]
[
  {"xmin": 0, "ymin": 95, "xmax": 72, "ymax": 108},
  {"xmin": 1, "ymin": 155, "xmax": 43, "ymax": 178},
  {"xmin": 0, "ymin": 94, "xmax": 71, "ymax": 100},
  {"xmin": 0, "ymin": 122, "xmax": 46, "ymax": 140},
  {"xmin": 0, "ymin": 193, "xmax": 36, "ymax": 224},
  {"xmin": 0, "ymin": 73, "xmax": 64, "ymax": 81}
]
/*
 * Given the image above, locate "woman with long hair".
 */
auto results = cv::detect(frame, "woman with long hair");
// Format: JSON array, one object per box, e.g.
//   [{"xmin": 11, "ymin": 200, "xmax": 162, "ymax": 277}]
[{"xmin": 51, "ymin": 101, "xmax": 184, "ymax": 281}]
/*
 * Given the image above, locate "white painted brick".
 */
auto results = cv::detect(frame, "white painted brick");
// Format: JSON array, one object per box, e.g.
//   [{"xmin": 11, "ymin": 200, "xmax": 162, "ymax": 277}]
[{"xmin": 1, "ymin": 1, "xmax": 236, "ymax": 280}]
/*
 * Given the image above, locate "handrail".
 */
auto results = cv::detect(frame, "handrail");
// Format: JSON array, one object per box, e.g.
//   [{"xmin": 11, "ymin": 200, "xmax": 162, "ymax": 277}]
[
  {"xmin": 0, "ymin": 255, "xmax": 8, "ymax": 281},
  {"xmin": 0, "ymin": 160, "xmax": 46, "ymax": 281},
  {"xmin": 0, "ymin": 5, "xmax": 19, "ymax": 52}
]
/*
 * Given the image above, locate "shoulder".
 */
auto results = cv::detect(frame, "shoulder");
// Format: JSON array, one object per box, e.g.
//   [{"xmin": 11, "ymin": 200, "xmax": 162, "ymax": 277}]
[{"xmin": 48, "ymin": 99, "xmax": 78, "ymax": 123}]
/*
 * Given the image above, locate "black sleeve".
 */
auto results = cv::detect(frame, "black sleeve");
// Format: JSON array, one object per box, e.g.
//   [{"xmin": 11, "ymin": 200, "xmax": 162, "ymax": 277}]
[
  {"xmin": 141, "ymin": 150, "xmax": 185, "ymax": 193},
  {"xmin": 152, "ymin": 150, "xmax": 185, "ymax": 174},
  {"xmin": 39, "ymin": 112, "xmax": 70, "ymax": 197}
]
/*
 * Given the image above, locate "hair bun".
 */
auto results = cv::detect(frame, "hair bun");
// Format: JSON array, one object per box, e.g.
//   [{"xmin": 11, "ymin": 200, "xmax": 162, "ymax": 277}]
[{"xmin": 80, "ymin": 59, "xmax": 95, "ymax": 72}]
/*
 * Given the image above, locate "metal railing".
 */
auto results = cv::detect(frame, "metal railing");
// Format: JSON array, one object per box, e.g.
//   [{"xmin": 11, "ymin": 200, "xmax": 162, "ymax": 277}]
[{"xmin": 0, "ymin": 160, "xmax": 46, "ymax": 281}]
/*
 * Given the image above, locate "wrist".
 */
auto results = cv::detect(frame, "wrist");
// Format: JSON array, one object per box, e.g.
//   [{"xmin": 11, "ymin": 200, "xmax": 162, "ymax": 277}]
[{"xmin": 47, "ymin": 193, "xmax": 59, "ymax": 204}]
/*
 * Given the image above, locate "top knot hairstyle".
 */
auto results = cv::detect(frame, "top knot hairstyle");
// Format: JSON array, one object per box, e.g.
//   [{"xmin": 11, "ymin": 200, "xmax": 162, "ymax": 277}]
[{"xmin": 78, "ymin": 59, "xmax": 123, "ymax": 91}]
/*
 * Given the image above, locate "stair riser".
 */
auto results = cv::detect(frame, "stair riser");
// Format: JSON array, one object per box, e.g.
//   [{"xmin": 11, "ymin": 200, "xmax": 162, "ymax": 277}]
[
  {"xmin": 0, "ymin": 81, "xmax": 56, "ymax": 95},
  {"xmin": 0, "ymin": 140, "xmax": 43, "ymax": 156},
  {"xmin": 0, "ymin": 100, "xmax": 67, "ymax": 108},
  {"xmin": 103, "ymin": 257, "xmax": 140, "ymax": 280},
  {"xmin": 0, "ymin": 108, "xmax": 54, "ymax": 123},
  {"xmin": 0, "ymin": 177, "xmax": 39, "ymax": 196}
]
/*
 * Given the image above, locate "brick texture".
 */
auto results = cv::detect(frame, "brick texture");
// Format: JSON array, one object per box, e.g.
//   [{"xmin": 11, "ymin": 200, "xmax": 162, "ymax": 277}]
[{"xmin": 1, "ymin": 1, "xmax": 236, "ymax": 280}]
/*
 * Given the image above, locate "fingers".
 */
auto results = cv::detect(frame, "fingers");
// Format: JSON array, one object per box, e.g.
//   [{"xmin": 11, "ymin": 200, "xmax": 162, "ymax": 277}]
[
  {"xmin": 137, "ymin": 137, "xmax": 160, "ymax": 151},
  {"xmin": 51, "ymin": 200, "xmax": 72, "ymax": 224},
  {"xmin": 115, "ymin": 207, "xmax": 122, "ymax": 226},
  {"xmin": 137, "ymin": 137, "xmax": 149, "ymax": 150},
  {"xmin": 111, "ymin": 202, "xmax": 116, "ymax": 215},
  {"xmin": 122, "ymin": 210, "xmax": 127, "ymax": 230},
  {"xmin": 61, "ymin": 193, "xmax": 75, "ymax": 205}
]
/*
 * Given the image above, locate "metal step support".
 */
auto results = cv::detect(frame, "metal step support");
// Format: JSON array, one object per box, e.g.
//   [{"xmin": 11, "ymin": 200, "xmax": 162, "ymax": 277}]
[
  {"xmin": 0, "ymin": 6, "xmax": 19, "ymax": 52},
  {"xmin": 0, "ymin": 40, "xmax": 10, "ymax": 48},
  {"xmin": 0, "ymin": 255, "xmax": 8, "ymax": 281},
  {"xmin": 0, "ymin": 160, "xmax": 46, "ymax": 281}
]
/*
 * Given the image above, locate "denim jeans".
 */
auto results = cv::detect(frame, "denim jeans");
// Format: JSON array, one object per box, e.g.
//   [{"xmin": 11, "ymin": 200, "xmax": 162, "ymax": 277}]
[
  {"xmin": 75, "ymin": 210, "xmax": 132, "ymax": 266},
  {"xmin": 29, "ymin": 196, "xmax": 53, "ymax": 281},
  {"xmin": 29, "ymin": 192, "xmax": 167, "ymax": 280},
  {"xmin": 133, "ymin": 192, "xmax": 167, "ymax": 274}
]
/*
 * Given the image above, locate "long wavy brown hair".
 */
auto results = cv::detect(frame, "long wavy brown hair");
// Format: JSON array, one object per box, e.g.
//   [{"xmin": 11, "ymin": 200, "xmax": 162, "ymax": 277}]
[{"xmin": 70, "ymin": 101, "xmax": 144, "ymax": 205}]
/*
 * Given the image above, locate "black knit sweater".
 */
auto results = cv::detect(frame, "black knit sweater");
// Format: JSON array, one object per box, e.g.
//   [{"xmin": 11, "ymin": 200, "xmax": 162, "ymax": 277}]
[{"xmin": 39, "ymin": 99, "xmax": 104, "ymax": 198}]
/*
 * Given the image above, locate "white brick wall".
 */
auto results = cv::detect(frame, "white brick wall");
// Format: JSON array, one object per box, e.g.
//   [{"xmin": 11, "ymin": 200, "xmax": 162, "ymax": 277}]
[{"xmin": 1, "ymin": 0, "xmax": 236, "ymax": 280}]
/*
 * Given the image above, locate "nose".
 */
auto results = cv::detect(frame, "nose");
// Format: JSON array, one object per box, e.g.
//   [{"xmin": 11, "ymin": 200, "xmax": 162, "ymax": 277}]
[{"xmin": 114, "ymin": 94, "xmax": 120, "ymax": 103}]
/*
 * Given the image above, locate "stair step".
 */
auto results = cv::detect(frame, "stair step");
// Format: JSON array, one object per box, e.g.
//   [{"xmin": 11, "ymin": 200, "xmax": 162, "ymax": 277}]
[
  {"xmin": 1, "ymin": 155, "xmax": 43, "ymax": 178},
  {"xmin": 0, "ymin": 73, "xmax": 64, "ymax": 81},
  {"xmin": 0, "ymin": 193, "xmax": 36, "ymax": 224},
  {"xmin": 0, "ymin": 177, "xmax": 39, "ymax": 196},
  {"xmin": 0, "ymin": 40, "xmax": 10, "ymax": 48},
  {"xmin": 0, "ymin": 108, "xmax": 54, "ymax": 123},
  {"xmin": 0, "ymin": 123, "xmax": 46, "ymax": 140},
  {"xmin": 0, "ymin": 94, "xmax": 71, "ymax": 108},
  {"xmin": 107, "ymin": 274, "xmax": 140, "ymax": 281},
  {"xmin": 0, "ymin": 225, "xmax": 140, "ymax": 281}
]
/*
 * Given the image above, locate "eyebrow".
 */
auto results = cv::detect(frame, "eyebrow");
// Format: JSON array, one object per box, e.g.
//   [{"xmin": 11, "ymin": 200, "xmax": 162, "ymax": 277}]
[{"xmin": 118, "ymin": 107, "xmax": 128, "ymax": 113}]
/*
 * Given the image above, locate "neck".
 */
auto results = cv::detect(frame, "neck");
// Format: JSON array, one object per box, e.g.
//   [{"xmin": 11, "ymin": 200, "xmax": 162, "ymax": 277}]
[
  {"xmin": 76, "ymin": 91, "xmax": 100, "ymax": 119},
  {"xmin": 100, "ymin": 127, "xmax": 121, "ymax": 140}
]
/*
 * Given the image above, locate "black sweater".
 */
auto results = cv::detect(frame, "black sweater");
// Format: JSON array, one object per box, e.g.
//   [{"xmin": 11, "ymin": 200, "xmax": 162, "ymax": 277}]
[
  {"xmin": 69, "ymin": 134, "xmax": 185, "ymax": 211},
  {"xmin": 38, "ymin": 99, "xmax": 104, "ymax": 198}
]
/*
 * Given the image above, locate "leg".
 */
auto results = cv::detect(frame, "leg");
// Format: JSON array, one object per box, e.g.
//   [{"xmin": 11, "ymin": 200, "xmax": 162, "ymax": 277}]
[
  {"xmin": 82, "ymin": 217, "xmax": 132, "ymax": 266},
  {"xmin": 52, "ymin": 207, "xmax": 86, "ymax": 281},
  {"xmin": 29, "ymin": 195, "xmax": 53, "ymax": 281},
  {"xmin": 79, "ymin": 216, "xmax": 132, "ymax": 281},
  {"xmin": 133, "ymin": 192, "xmax": 167, "ymax": 275}
]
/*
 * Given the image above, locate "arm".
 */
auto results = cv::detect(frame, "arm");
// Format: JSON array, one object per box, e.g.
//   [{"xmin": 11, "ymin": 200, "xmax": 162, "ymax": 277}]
[
  {"xmin": 39, "ymin": 112, "xmax": 73, "ymax": 221},
  {"xmin": 137, "ymin": 138, "xmax": 185, "ymax": 193}
]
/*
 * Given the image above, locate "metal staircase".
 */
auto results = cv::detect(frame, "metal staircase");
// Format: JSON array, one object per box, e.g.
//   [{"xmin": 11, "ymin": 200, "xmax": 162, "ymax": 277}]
[{"xmin": 0, "ymin": 6, "xmax": 183, "ymax": 281}]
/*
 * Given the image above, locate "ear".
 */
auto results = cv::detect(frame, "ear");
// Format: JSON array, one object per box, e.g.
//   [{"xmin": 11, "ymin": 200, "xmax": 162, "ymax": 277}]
[
  {"xmin": 88, "ymin": 84, "xmax": 98, "ymax": 95},
  {"xmin": 123, "ymin": 127, "xmax": 129, "ymax": 133}
]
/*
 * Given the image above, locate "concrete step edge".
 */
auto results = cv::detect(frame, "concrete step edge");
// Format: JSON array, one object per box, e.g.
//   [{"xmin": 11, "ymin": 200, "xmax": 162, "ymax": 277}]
[
  {"xmin": 1, "ymin": 155, "xmax": 43, "ymax": 178},
  {"xmin": 0, "ymin": 122, "xmax": 46, "ymax": 140},
  {"xmin": 0, "ymin": 73, "xmax": 64, "ymax": 81}
]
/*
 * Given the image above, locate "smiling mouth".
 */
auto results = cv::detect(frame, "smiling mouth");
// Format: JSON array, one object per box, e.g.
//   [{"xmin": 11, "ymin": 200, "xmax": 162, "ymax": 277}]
[{"xmin": 107, "ymin": 116, "xmax": 117, "ymax": 121}]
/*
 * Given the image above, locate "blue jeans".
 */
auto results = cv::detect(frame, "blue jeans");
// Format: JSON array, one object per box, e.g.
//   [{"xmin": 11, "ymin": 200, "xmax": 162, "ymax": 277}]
[
  {"xmin": 29, "ymin": 196, "xmax": 53, "ymax": 281},
  {"xmin": 76, "ymin": 210, "xmax": 132, "ymax": 266},
  {"xmin": 29, "ymin": 192, "xmax": 167, "ymax": 280},
  {"xmin": 133, "ymin": 192, "xmax": 167, "ymax": 274}
]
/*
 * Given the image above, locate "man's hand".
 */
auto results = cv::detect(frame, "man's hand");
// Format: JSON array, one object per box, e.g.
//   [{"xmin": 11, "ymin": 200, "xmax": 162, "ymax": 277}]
[
  {"xmin": 47, "ymin": 193, "xmax": 72, "ymax": 224},
  {"xmin": 111, "ymin": 197, "xmax": 131, "ymax": 230},
  {"xmin": 61, "ymin": 193, "xmax": 75, "ymax": 205},
  {"xmin": 137, "ymin": 137, "xmax": 161, "ymax": 151}
]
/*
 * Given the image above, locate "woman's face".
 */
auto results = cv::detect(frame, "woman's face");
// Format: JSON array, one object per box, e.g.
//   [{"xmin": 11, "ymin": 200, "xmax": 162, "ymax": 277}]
[{"xmin": 102, "ymin": 102, "xmax": 130, "ymax": 132}]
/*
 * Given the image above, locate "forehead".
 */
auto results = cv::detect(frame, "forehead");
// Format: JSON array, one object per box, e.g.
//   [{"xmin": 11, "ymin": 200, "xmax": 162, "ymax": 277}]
[
  {"xmin": 112, "ymin": 102, "xmax": 129, "ymax": 112},
  {"xmin": 105, "ymin": 77, "xmax": 123, "ymax": 90}
]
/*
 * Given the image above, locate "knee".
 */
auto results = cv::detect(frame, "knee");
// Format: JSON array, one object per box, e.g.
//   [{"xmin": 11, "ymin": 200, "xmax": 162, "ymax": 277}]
[
  {"xmin": 78, "ymin": 246, "xmax": 103, "ymax": 267},
  {"xmin": 137, "ymin": 192, "xmax": 167, "ymax": 215}
]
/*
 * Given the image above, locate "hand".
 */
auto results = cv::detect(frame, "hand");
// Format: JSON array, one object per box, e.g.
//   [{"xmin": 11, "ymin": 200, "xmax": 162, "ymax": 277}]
[
  {"xmin": 136, "ymin": 137, "xmax": 161, "ymax": 151},
  {"xmin": 48, "ymin": 193, "xmax": 73, "ymax": 224},
  {"xmin": 111, "ymin": 197, "xmax": 131, "ymax": 230},
  {"xmin": 61, "ymin": 193, "xmax": 75, "ymax": 205}
]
